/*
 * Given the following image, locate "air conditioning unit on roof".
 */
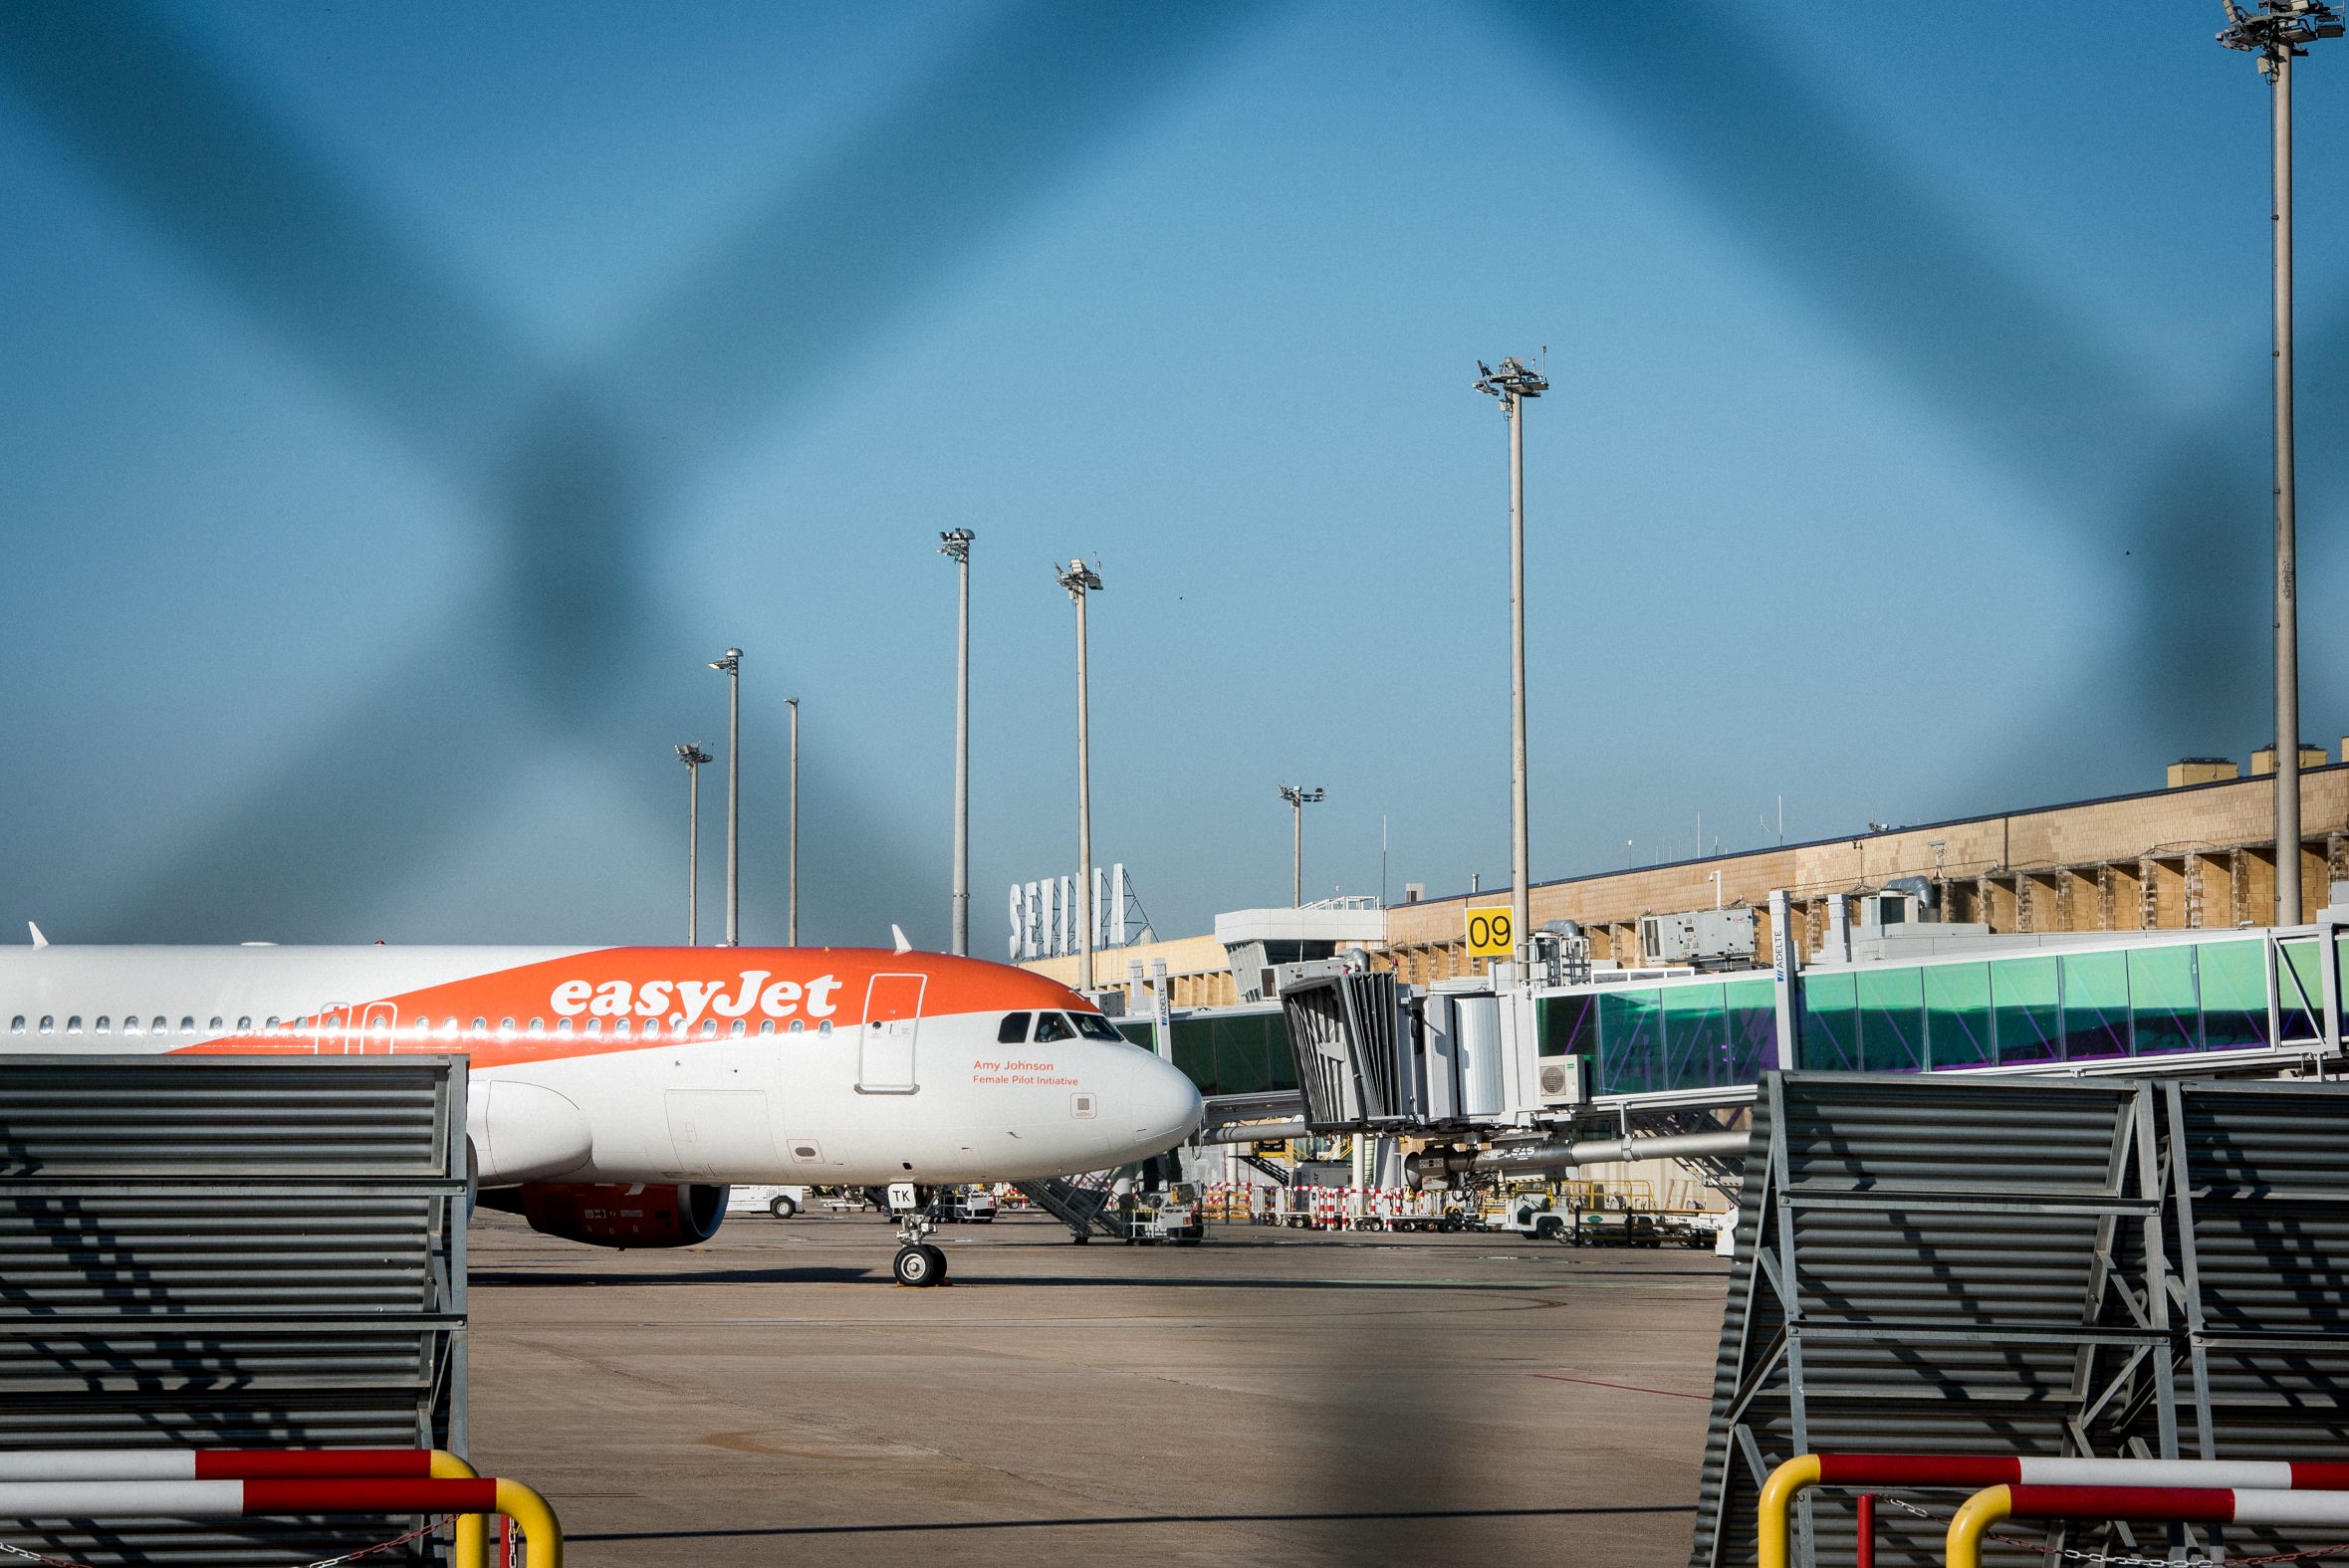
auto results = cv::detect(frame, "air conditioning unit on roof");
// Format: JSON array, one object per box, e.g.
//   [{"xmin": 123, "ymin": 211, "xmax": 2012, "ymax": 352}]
[{"xmin": 1537, "ymin": 1054, "xmax": 1587, "ymax": 1107}]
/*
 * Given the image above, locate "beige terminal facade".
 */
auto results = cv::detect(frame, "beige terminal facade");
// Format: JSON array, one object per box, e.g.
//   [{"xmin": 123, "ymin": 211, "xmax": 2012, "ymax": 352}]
[{"xmin": 1028, "ymin": 754, "xmax": 2349, "ymax": 1002}]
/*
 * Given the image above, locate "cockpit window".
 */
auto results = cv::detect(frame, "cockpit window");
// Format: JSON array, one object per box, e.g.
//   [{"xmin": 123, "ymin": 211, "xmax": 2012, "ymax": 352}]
[
  {"xmin": 1072, "ymin": 1012, "xmax": 1122, "ymax": 1042},
  {"xmin": 1032, "ymin": 1011, "xmax": 1074, "ymax": 1043},
  {"xmin": 996, "ymin": 1011, "xmax": 1031, "ymax": 1044}
]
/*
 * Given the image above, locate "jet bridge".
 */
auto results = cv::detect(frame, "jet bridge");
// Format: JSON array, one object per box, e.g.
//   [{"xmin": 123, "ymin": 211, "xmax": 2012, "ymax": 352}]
[
  {"xmin": 1280, "ymin": 971, "xmax": 1414, "ymax": 1129},
  {"xmin": 1274, "ymin": 971, "xmax": 1539, "ymax": 1134}
]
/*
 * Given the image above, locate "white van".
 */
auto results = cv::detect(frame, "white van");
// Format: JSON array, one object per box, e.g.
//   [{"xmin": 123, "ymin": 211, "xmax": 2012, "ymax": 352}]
[{"xmin": 732, "ymin": 1184, "xmax": 814, "ymax": 1219}]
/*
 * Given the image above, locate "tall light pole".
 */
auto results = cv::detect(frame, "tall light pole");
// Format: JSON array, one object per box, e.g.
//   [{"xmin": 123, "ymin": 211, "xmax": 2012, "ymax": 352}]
[
  {"xmin": 2221, "ymin": 1, "xmax": 2340, "ymax": 922},
  {"xmin": 1057, "ymin": 559, "xmax": 1104, "ymax": 993},
  {"xmin": 785, "ymin": 696, "xmax": 800, "ymax": 946},
  {"xmin": 1278, "ymin": 784, "xmax": 1324, "ymax": 907},
  {"xmin": 675, "ymin": 744, "xmax": 712, "ymax": 945},
  {"xmin": 707, "ymin": 648, "xmax": 742, "ymax": 945},
  {"xmin": 1474, "ymin": 354, "xmax": 1547, "ymax": 957},
  {"xmin": 940, "ymin": 529, "xmax": 975, "ymax": 956}
]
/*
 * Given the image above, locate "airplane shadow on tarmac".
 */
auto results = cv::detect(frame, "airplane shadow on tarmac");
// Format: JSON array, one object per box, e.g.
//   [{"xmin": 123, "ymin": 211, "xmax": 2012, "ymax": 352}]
[
  {"xmin": 471, "ymin": 1269, "xmax": 1562, "ymax": 1291},
  {"xmin": 571, "ymin": 1503, "xmax": 1699, "ymax": 1544},
  {"xmin": 469, "ymin": 1267, "xmax": 876, "ymax": 1287},
  {"xmin": 943, "ymin": 1267, "xmax": 1724, "ymax": 1288},
  {"xmin": 949, "ymin": 1274, "xmax": 1555, "ymax": 1290}
]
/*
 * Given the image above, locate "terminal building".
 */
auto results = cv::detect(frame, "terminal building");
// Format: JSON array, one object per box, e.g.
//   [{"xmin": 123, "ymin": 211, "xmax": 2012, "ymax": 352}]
[
  {"xmin": 1026, "ymin": 746, "xmax": 2349, "ymax": 1006},
  {"xmin": 1016, "ymin": 748, "xmax": 2349, "ymax": 1216}
]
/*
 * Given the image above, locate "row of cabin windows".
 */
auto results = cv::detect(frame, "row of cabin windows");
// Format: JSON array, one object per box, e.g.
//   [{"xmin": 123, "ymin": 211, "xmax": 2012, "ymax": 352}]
[
  {"xmin": 7, "ymin": 1013, "xmax": 835, "ymax": 1040},
  {"xmin": 8, "ymin": 1015, "xmax": 215, "ymax": 1036}
]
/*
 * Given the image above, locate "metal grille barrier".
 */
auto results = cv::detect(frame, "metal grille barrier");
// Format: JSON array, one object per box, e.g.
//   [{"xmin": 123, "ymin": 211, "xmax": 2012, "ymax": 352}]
[
  {"xmin": 0, "ymin": 1056, "xmax": 466, "ymax": 1566},
  {"xmin": 1688, "ymin": 1071, "xmax": 2349, "ymax": 1568}
]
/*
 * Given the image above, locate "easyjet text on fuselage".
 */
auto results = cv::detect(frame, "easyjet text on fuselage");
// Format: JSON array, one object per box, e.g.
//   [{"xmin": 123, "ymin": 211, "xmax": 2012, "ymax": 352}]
[{"xmin": 548, "ymin": 970, "xmax": 843, "ymax": 1028}]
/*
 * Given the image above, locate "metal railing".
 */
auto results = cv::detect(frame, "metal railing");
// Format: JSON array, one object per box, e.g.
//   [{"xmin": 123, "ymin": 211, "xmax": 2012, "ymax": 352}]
[
  {"xmin": 0, "ymin": 1449, "xmax": 548, "ymax": 1568},
  {"xmin": 1948, "ymin": 1481, "xmax": 2349, "ymax": 1568},
  {"xmin": 1760, "ymin": 1451, "xmax": 2349, "ymax": 1568}
]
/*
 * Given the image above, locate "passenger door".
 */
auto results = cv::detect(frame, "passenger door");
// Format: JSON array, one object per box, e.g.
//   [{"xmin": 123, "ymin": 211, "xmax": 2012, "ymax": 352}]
[
  {"xmin": 857, "ymin": 974, "xmax": 924, "ymax": 1093},
  {"xmin": 353, "ymin": 1002, "xmax": 398, "ymax": 1054}
]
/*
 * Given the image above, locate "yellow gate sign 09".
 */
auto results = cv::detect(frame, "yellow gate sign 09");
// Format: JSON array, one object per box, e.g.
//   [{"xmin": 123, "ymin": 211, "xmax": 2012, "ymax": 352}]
[{"xmin": 1465, "ymin": 907, "xmax": 1515, "ymax": 958}]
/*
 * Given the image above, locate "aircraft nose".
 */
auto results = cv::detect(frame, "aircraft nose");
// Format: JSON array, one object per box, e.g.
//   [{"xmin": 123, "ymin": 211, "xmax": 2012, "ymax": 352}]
[{"xmin": 1124, "ymin": 1049, "xmax": 1204, "ymax": 1150}]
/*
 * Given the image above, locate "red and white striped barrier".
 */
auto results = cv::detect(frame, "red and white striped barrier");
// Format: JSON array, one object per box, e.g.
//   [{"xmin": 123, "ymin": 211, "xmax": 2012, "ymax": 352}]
[
  {"xmin": 0, "ymin": 1453, "xmax": 502, "ymax": 1568},
  {"xmin": 1763, "ymin": 1453, "xmax": 2349, "ymax": 1568},
  {"xmin": 2006, "ymin": 1482, "xmax": 2349, "ymax": 1524},
  {"xmin": 1346, "ymin": 1186, "xmax": 1407, "ymax": 1230},
  {"xmin": 1201, "ymin": 1181, "xmax": 1250, "ymax": 1221},
  {"xmin": 1952, "ymin": 1483, "xmax": 2349, "ymax": 1568},
  {"xmin": 0, "ymin": 1449, "xmax": 455, "ymax": 1481},
  {"xmin": 0, "ymin": 1476, "xmax": 497, "ymax": 1517},
  {"xmin": 1311, "ymin": 1186, "xmax": 1340, "ymax": 1230},
  {"xmin": 0, "ymin": 1476, "xmax": 556, "ymax": 1568},
  {"xmin": 1817, "ymin": 1454, "xmax": 2349, "ymax": 1490}
]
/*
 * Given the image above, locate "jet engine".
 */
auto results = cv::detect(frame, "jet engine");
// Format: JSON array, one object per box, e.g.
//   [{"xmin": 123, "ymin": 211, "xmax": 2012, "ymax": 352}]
[{"xmin": 478, "ymin": 1182, "xmax": 729, "ymax": 1248}]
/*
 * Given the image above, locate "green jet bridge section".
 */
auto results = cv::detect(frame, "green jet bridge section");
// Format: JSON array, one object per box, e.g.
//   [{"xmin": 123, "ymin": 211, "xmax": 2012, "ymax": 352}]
[
  {"xmin": 1151, "ymin": 912, "xmax": 2349, "ymax": 1145},
  {"xmin": 1538, "ymin": 919, "xmax": 2345, "ymax": 1112}
]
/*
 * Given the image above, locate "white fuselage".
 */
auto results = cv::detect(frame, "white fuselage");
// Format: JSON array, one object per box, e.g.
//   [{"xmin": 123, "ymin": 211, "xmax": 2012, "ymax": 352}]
[{"xmin": 0, "ymin": 944, "xmax": 1204, "ymax": 1188}]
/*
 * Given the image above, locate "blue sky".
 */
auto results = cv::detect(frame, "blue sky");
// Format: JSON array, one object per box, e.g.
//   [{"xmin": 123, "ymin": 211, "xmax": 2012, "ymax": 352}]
[{"xmin": 1, "ymin": 2, "xmax": 2342, "ymax": 952}]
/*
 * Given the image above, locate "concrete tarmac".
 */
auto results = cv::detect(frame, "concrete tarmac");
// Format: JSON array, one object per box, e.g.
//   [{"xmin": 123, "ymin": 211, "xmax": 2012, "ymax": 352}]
[{"xmin": 466, "ymin": 1207, "xmax": 1730, "ymax": 1568}]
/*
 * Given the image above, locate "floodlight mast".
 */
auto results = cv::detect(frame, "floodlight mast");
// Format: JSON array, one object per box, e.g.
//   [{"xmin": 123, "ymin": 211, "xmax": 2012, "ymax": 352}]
[
  {"xmin": 675, "ymin": 744, "xmax": 713, "ymax": 946},
  {"xmin": 1057, "ymin": 559, "xmax": 1105, "ymax": 992},
  {"xmin": 2219, "ymin": 1, "xmax": 2340, "ymax": 923},
  {"xmin": 940, "ymin": 530, "xmax": 975, "ymax": 956},
  {"xmin": 1278, "ymin": 784, "xmax": 1325, "ymax": 907},
  {"xmin": 784, "ymin": 697, "xmax": 800, "ymax": 946},
  {"xmin": 1474, "ymin": 354, "xmax": 1548, "ymax": 960},
  {"xmin": 707, "ymin": 649, "xmax": 743, "ymax": 945}
]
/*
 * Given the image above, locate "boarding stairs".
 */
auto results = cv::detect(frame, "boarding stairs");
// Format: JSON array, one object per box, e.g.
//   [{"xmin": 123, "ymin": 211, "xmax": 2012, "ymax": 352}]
[
  {"xmin": 1639, "ymin": 1108, "xmax": 1749, "ymax": 1197},
  {"xmin": 1677, "ymin": 1155, "xmax": 1744, "ymax": 1198},
  {"xmin": 1012, "ymin": 1171, "xmax": 1128, "ymax": 1240},
  {"xmin": 1237, "ymin": 1151, "xmax": 1292, "ymax": 1187}
]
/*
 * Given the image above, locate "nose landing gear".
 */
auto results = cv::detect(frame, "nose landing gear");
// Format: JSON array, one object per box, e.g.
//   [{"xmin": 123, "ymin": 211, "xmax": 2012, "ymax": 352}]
[
  {"xmin": 890, "ymin": 1210, "xmax": 950, "ymax": 1287},
  {"xmin": 891, "ymin": 1242, "xmax": 947, "ymax": 1286}
]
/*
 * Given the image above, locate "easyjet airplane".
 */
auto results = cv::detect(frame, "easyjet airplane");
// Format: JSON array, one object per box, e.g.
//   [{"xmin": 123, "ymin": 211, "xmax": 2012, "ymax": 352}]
[{"xmin": 0, "ymin": 937, "xmax": 1204, "ymax": 1286}]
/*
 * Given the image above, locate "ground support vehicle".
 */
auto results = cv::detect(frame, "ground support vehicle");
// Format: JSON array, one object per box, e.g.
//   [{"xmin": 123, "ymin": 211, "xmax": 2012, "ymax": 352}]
[
  {"xmin": 934, "ymin": 1186, "xmax": 999, "ymax": 1224},
  {"xmin": 733, "ymin": 1184, "xmax": 814, "ymax": 1219},
  {"xmin": 1491, "ymin": 1185, "xmax": 1718, "ymax": 1247},
  {"xmin": 1263, "ymin": 1185, "xmax": 1327, "ymax": 1229},
  {"xmin": 1496, "ymin": 1191, "xmax": 1576, "ymax": 1242},
  {"xmin": 1374, "ymin": 1189, "xmax": 1454, "ymax": 1232},
  {"xmin": 1565, "ymin": 1179, "xmax": 1717, "ymax": 1247},
  {"xmin": 1121, "ymin": 1183, "xmax": 1203, "ymax": 1244}
]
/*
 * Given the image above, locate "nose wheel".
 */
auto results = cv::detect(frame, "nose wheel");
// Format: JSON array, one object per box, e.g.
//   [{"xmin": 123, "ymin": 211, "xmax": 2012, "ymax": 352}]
[
  {"xmin": 892, "ymin": 1242, "xmax": 948, "ymax": 1287},
  {"xmin": 890, "ymin": 1209, "xmax": 951, "ymax": 1287}
]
